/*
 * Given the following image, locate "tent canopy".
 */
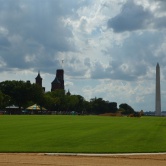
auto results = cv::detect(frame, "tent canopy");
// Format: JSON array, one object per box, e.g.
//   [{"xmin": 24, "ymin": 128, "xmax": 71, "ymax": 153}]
[
  {"xmin": 6, "ymin": 105, "xmax": 19, "ymax": 109},
  {"xmin": 26, "ymin": 104, "xmax": 47, "ymax": 111}
]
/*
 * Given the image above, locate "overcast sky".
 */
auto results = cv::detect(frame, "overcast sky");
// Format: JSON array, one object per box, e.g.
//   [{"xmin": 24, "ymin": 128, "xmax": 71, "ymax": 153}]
[{"xmin": 0, "ymin": 0, "xmax": 166, "ymax": 111}]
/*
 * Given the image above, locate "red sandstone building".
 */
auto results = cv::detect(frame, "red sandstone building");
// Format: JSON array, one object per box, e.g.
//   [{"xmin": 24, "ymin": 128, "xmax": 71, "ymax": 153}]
[
  {"xmin": 35, "ymin": 71, "xmax": 42, "ymax": 87},
  {"xmin": 51, "ymin": 69, "xmax": 64, "ymax": 91},
  {"xmin": 35, "ymin": 69, "xmax": 64, "ymax": 92}
]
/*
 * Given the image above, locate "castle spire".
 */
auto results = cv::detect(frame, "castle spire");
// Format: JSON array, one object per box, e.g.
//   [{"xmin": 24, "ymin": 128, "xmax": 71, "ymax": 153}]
[{"xmin": 35, "ymin": 71, "xmax": 42, "ymax": 87}]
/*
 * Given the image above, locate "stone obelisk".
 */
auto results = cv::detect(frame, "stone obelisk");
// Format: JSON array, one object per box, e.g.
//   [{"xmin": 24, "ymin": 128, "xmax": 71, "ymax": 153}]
[{"xmin": 155, "ymin": 63, "xmax": 161, "ymax": 116}]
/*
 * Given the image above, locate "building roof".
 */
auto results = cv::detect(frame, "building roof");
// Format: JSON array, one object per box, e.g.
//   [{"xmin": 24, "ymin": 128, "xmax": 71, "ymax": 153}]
[
  {"xmin": 6, "ymin": 105, "xmax": 19, "ymax": 109},
  {"xmin": 35, "ymin": 71, "xmax": 42, "ymax": 79},
  {"xmin": 52, "ymin": 77, "xmax": 61, "ymax": 84}
]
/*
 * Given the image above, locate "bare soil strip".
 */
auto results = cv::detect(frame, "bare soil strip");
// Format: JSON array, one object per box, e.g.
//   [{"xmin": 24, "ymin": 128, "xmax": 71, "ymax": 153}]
[{"xmin": 0, "ymin": 153, "xmax": 166, "ymax": 166}]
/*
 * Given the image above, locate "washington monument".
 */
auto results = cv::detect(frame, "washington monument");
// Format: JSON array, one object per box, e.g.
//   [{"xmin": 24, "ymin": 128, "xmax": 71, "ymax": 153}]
[{"xmin": 155, "ymin": 63, "xmax": 161, "ymax": 116}]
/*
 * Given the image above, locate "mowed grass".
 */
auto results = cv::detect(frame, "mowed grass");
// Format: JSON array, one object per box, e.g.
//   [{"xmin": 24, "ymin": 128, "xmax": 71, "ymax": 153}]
[{"xmin": 0, "ymin": 115, "xmax": 166, "ymax": 153}]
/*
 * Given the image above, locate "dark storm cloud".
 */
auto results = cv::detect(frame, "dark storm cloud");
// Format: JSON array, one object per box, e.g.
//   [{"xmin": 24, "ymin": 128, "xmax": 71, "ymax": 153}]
[
  {"xmin": 0, "ymin": 0, "xmax": 90, "ymax": 73},
  {"xmin": 84, "ymin": 58, "xmax": 91, "ymax": 67},
  {"xmin": 90, "ymin": 60, "xmax": 147, "ymax": 81},
  {"xmin": 0, "ymin": 36, "xmax": 10, "ymax": 48},
  {"xmin": 90, "ymin": 62, "xmax": 107, "ymax": 79},
  {"xmin": 152, "ymin": 0, "xmax": 166, "ymax": 30},
  {"xmin": 155, "ymin": 16, "xmax": 166, "ymax": 29},
  {"xmin": 107, "ymin": 0, "xmax": 166, "ymax": 32},
  {"xmin": 107, "ymin": 1, "xmax": 153, "ymax": 32},
  {"xmin": 156, "ymin": 0, "xmax": 166, "ymax": 11},
  {"xmin": 91, "ymin": 29, "xmax": 165, "ymax": 81}
]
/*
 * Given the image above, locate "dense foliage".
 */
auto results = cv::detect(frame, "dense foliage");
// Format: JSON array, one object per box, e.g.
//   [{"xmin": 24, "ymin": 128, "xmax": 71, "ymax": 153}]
[{"xmin": 0, "ymin": 80, "xmax": 136, "ymax": 115}]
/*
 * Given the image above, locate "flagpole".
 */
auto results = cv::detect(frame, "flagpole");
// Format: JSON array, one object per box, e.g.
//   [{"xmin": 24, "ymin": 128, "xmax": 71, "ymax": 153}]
[{"xmin": 61, "ymin": 60, "xmax": 64, "ymax": 69}]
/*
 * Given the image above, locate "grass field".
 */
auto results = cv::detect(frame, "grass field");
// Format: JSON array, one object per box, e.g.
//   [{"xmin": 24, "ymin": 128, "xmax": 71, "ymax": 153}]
[{"xmin": 0, "ymin": 115, "xmax": 166, "ymax": 153}]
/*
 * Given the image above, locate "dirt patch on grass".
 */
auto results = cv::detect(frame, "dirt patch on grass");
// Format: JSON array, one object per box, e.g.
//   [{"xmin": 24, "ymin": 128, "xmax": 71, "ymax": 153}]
[{"xmin": 0, "ymin": 153, "xmax": 166, "ymax": 166}]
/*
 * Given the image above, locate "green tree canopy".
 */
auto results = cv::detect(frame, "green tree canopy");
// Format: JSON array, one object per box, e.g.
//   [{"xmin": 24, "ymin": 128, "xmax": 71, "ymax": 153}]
[
  {"xmin": 0, "ymin": 80, "xmax": 44, "ymax": 112},
  {"xmin": 119, "ymin": 103, "xmax": 135, "ymax": 115}
]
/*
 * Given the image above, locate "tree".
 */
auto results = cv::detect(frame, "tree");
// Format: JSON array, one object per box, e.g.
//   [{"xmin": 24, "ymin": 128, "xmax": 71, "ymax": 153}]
[
  {"xmin": 0, "ymin": 81, "xmax": 44, "ymax": 113},
  {"xmin": 64, "ymin": 95, "xmax": 79, "ymax": 112},
  {"xmin": 88, "ymin": 98, "xmax": 118, "ymax": 115},
  {"xmin": 109, "ymin": 102, "xmax": 118, "ymax": 113},
  {"xmin": 72, "ymin": 95, "xmax": 85, "ymax": 114},
  {"xmin": 43, "ymin": 93, "xmax": 56, "ymax": 111},
  {"xmin": 30, "ymin": 83, "xmax": 44, "ymax": 106},
  {"xmin": 119, "ymin": 103, "xmax": 135, "ymax": 115},
  {"xmin": 0, "ymin": 91, "xmax": 11, "ymax": 109},
  {"xmin": 43, "ymin": 90, "xmax": 65, "ymax": 111},
  {"xmin": 0, "ymin": 91, "xmax": 4, "ymax": 108}
]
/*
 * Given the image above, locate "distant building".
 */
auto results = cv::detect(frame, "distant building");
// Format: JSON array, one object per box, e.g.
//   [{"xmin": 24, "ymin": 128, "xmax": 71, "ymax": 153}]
[
  {"xmin": 35, "ymin": 71, "xmax": 45, "ymax": 92},
  {"xmin": 35, "ymin": 69, "xmax": 64, "ymax": 92},
  {"xmin": 35, "ymin": 71, "xmax": 42, "ymax": 87},
  {"xmin": 51, "ymin": 69, "xmax": 64, "ymax": 91},
  {"xmin": 66, "ymin": 89, "xmax": 71, "ymax": 96}
]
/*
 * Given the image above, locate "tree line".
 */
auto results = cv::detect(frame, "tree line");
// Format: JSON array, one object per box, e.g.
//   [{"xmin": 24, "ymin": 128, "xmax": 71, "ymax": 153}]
[{"xmin": 0, "ymin": 80, "xmax": 136, "ymax": 115}]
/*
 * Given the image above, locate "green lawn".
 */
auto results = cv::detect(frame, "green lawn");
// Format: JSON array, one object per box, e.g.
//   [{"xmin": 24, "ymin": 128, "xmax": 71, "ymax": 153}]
[{"xmin": 0, "ymin": 115, "xmax": 166, "ymax": 153}]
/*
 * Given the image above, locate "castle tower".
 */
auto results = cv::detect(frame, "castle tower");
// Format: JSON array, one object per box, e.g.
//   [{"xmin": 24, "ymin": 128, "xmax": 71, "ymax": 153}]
[
  {"xmin": 51, "ymin": 69, "xmax": 64, "ymax": 91},
  {"xmin": 155, "ymin": 63, "xmax": 161, "ymax": 116},
  {"xmin": 35, "ymin": 71, "xmax": 42, "ymax": 87}
]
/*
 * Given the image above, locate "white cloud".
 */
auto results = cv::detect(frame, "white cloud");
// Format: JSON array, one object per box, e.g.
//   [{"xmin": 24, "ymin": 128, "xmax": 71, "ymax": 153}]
[
  {"xmin": 0, "ymin": 26, "xmax": 8, "ymax": 35},
  {"xmin": 24, "ymin": 54, "xmax": 36, "ymax": 63},
  {"xmin": 1, "ymin": 0, "xmax": 166, "ymax": 111}
]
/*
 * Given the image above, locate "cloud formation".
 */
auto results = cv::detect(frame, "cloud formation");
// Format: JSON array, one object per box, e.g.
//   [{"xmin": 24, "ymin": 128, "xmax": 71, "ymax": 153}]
[
  {"xmin": 107, "ymin": 0, "xmax": 166, "ymax": 32},
  {"xmin": 108, "ymin": 1, "xmax": 153, "ymax": 32},
  {"xmin": 0, "ymin": 0, "xmax": 166, "ymax": 111},
  {"xmin": 0, "ymin": 0, "xmax": 87, "ymax": 73}
]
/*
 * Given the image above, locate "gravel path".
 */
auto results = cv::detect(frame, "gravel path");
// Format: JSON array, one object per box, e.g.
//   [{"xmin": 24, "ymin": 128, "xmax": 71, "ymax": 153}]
[{"xmin": 0, "ymin": 153, "xmax": 166, "ymax": 166}]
